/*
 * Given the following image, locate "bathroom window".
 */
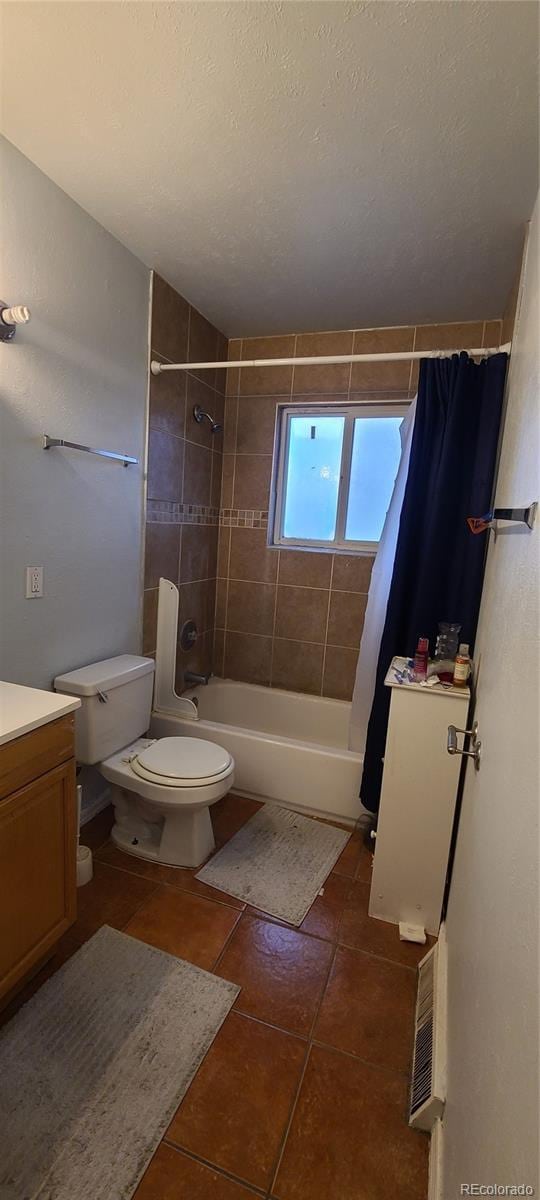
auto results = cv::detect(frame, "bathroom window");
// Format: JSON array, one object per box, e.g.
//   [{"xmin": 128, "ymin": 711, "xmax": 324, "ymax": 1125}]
[{"xmin": 270, "ymin": 403, "xmax": 409, "ymax": 552}]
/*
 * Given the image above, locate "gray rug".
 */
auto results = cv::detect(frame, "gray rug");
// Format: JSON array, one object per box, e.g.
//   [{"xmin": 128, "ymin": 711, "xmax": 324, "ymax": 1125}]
[
  {"xmin": 0, "ymin": 925, "xmax": 240, "ymax": 1200},
  {"xmin": 197, "ymin": 804, "xmax": 350, "ymax": 925}
]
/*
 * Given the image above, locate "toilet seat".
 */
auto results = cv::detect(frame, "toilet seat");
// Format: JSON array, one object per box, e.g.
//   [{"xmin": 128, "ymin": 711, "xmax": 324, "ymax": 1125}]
[{"xmin": 130, "ymin": 736, "xmax": 233, "ymax": 788}]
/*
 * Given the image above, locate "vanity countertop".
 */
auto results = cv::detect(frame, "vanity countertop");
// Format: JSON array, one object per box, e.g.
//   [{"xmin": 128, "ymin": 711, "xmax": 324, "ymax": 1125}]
[
  {"xmin": 384, "ymin": 655, "xmax": 470, "ymax": 699},
  {"xmin": 0, "ymin": 682, "xmax": 80, "ymax": 747}
]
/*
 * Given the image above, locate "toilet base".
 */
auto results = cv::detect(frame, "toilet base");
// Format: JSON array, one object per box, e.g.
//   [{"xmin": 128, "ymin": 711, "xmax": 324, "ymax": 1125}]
[{"xmin": 111, "ymin": 792, "xmax": 216, "ymax": 868}]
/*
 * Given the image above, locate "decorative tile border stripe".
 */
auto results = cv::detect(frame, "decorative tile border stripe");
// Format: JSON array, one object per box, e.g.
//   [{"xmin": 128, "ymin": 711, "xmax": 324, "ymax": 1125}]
[
  {"xmin": 146, "ymin": 502, "xmax": 269, "ymax": 529},
  {"xmin": 220, "ymin": 509, "xmax": 269, "ymax": 529},
  {"xmin": 147, "ymin": 500, "xmax": 220, "ymax": 526}
]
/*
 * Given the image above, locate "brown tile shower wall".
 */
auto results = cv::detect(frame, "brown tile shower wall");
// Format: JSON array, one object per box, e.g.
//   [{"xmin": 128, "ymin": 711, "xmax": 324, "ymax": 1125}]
[
  {"xmin": 216, "ymin": 318, "xmax": 503, "ymax": 700},
  {"xmin": 142, "ymin": 273, "xmax": 227, "ymax": 689}
]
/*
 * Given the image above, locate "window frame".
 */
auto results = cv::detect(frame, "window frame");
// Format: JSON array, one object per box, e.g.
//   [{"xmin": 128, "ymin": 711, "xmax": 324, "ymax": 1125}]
[{"xmin": 270, "ymin": 401, "xmax": 410, "ymax": 554}]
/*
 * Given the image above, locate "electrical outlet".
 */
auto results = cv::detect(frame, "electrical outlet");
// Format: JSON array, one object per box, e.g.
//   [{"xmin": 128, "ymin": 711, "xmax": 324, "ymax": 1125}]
[{"xmin": 25, "ymin": 566, "xmax": 43, "ymax": 598}]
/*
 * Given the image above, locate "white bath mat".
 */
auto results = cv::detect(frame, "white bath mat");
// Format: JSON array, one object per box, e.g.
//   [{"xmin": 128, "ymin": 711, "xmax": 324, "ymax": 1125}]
[
  {"xmin": 0, "ymin": 925, "xmax": 239, "ymax": 1200},
  {"xmin": 197, "ymin": 804, "xmax": 350, "ymax": 925}
]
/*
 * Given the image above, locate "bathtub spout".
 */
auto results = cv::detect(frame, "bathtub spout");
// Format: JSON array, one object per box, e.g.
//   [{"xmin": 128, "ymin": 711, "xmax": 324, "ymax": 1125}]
[{"xmin": 184, "ymin": 670, "xmax": 210, "ymax": 686}]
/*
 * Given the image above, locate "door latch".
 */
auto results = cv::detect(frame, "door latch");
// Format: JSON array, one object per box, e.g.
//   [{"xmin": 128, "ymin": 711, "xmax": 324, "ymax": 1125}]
[{"xmin": 447, "ymin": 720, "xmax": 481, "ymax": 771}]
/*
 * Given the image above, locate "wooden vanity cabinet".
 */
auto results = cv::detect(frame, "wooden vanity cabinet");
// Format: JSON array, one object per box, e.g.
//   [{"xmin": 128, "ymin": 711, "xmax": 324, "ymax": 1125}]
[{"xmin": 0, "ymin": 714, "xmax": 77, "ymax": 1002}]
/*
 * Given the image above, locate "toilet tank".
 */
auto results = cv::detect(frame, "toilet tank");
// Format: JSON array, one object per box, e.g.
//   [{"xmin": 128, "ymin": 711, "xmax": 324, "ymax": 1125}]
[{"xmin": 54, "ymin": 655, "xmax": 155, "ymax": 764}]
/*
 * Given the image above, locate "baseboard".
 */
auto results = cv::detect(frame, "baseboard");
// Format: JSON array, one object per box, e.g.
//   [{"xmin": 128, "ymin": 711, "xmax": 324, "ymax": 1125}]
[
  {"xmin": 428, "ymin": 1118, "xmax": 444, "ymax": 1200},
  {"xmin": 231, "ymin": 787, "xmax": 356, "ymax": 828},
  {"xmin": 80, "ymin": 787, "xmax": 111, "ymax": 826}
]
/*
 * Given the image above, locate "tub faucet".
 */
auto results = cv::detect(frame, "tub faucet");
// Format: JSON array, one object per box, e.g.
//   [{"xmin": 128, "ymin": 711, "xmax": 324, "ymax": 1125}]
[{"xmin": 184, "ymin": 670, "xmax": 210, "ymax": 686}]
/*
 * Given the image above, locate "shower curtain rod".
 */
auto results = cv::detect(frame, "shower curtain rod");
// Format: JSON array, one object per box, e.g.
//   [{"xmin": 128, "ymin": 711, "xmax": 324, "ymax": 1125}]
[{"xmin": 150, "ymin": 343, "xmax": 510, "ymax": 375}]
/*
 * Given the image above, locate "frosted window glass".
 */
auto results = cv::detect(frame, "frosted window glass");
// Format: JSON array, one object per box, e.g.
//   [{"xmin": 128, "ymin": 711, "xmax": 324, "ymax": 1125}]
[
  {"xmin": 345, "ymin": 417, "xmax": 403, "ymax": 542},
  {"xmin": 283, "ymin": 415, "xmax": 344, "ymax": 540}
]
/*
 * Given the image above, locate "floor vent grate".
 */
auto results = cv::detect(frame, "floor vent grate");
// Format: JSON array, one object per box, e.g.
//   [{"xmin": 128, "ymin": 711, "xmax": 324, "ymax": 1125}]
[{"xmin": 409, "ymin": 931, "xmax": 447, "ymax": 1131}]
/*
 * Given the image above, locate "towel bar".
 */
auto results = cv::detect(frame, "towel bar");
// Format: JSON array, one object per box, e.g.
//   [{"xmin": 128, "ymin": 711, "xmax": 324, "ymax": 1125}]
[{"xmin": 42, "ymin": 435, "xmax": 138, "ymax": 467}]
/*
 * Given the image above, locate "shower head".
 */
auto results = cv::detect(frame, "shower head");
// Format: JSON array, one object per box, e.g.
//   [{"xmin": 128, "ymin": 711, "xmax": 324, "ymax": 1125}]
[{"xmin": 193, "ymin": 404, "xmax": 223, "ymax": 434}]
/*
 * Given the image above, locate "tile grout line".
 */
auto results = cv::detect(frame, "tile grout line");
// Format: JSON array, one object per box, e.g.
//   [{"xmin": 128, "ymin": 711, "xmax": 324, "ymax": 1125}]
[
  {"xmin": 320, "ymin": 553, "xmax": 335, "ymax": 697},
  {"xmin": 196, "ymin": 955, "xmax": 406, "ymax": 1071},
  {"xmin": 222, "ymin": 343, "xmax": 241, "ymax": 673},
  {"xmin": 331, "ymin": 864, "xmax": 422, "ymax": 970},
  {"xmin": 221, "ymin": 1004, "xmax": 310, "ymax": 1045},
  {"xmin": 268, "ymin": 547, "xmax": 281, "ymax": 688},
  {"xmin": 308, "ymin": 1036, "xmax": 412, "ymax": 1079},
  {"xmin": 94, "ymin": 854, "xmax": 247, "ymax": 915},
  {"xmin": 118, "ymin": 878, "xmax": 163, "ymax": 932},
  {"xmin": 224, "ymin": 575, "xmax": 369, "ymax": 596},
  {"xmin": 184, "ymin": 310, "xmax": 192, "ymax": 441},
  {"xmin": 153, "ymin": 318, "xmax": 492, "ymax": 399},
  {"xmin": 266, "ymin": 1042, "xmax": 313, "ymax": 1199},
  {"xmin": 268, "ymin": 336, "xmax": 296, "ymax": 689},
  {"xmin": 353, "ymin": 843, "xmax": 374, "ymax": 883},
  {"xmin": 332, "ymin": 862, "xmax": 359, "ymax": 958},
  {"xmin": 233, "ymin": 391, "xmax": 405, "ymax": 402},
  {"xmin": 212, "ymin": 441, "xmax": 218, "ymax": 516},
  {"xmin": 349, "ymin": 330, "xmax": 356, "ymax": 383},
  {"xmin": 180, "ymin": 313, "xmax": 191, "ymax": 510},
  {"xmin": 341, "ymin": 325, "xmax": 354, "ymax": 707},
  {"xmin": 213, "ymin": 626, "xmax": 362, "ymax": 654},
  {"xmin": 176, "ymin": 523, "xmax": 183, "ymax": 594},
  {"xmin": 208, "ymin": 903, "xmax": 245, "ymax": 972},
  {"xmin": 181, "ymin": 361, "xmax": 188, "ymax": 441},
  {"xmin": 343, "ymin": 319, "xmax": 359, "ymax": 741},
  {"xmin": 336, "ymin": 935, "xmax": 419, "ymax": 973},
  {"xmin": 267, "ymin": 893, "xmax": 348, "ymax": 1195},
  {"xmin": 218, "ymin": 900, "xmax": 351, "ymax": 951},
  {"xmin": 229, "ymin": 1003, "xmax": 312, "ymax": 1041},
  {"xmin": 147, "ymin": 419, "xmax": 221, "ymax": 454},
  {"xmin": 268, "ymin": 938, "xmax": 340, "ymax": 1197},
  {"xmin": 307, "ymin": 939, "xmax": 340, "ymax": 1040},
  {"xmin": 161, "ymin": 1139, "xmax": 268, "ymax": 1197},
  {"xmin": 150, "ymin": 347, "xmax": 225, "ymax": 401}
]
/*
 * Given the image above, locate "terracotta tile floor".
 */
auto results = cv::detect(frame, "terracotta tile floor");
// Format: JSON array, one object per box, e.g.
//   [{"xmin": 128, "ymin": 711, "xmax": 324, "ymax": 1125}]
[{"xmin": 2, "ymin": 793, "xmax": 430, "ymax": 1199}]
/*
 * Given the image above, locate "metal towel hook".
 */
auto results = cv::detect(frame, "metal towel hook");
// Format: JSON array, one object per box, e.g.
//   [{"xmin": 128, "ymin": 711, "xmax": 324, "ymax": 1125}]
[{"xmin": 447, "ymin": 721, "xmax": 481, "ymax": 771}]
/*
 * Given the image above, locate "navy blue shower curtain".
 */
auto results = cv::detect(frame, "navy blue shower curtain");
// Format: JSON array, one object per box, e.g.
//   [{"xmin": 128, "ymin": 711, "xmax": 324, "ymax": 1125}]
[{"xmin": 360, "ymin": 351, "xmax": 508, "ymax": 815}]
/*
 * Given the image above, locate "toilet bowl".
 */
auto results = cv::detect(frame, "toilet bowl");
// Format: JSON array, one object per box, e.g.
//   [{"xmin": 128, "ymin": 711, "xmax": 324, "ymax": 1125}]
[
  {"xmin": 100, "ymin": 736, "xmax": 234, "ymax": 867},
  {"xmin": 54, "ymin": 655, "xmax": 235, "ymax": 869}
]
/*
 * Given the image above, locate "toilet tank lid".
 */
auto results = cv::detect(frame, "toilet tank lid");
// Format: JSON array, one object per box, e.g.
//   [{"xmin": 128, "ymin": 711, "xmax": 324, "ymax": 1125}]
[{"xmin": 54, "ymin": 655, "xmax": 154, "ymax": 697}]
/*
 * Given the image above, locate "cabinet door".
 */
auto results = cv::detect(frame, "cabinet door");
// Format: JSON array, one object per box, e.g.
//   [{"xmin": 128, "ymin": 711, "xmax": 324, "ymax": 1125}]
[
  {"xmin": 369, "ymin": 686, "xmax": 467, "ymax": 935},
  {"xmin": 0, "ymin": 760, "xmax": 77, "ymax": 998}
]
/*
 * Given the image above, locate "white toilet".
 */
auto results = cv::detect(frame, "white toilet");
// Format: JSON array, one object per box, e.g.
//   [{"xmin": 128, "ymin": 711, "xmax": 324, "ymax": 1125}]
[{"xmin": 54, "ymin": 655, "xmax": 234, "ymax": 868}]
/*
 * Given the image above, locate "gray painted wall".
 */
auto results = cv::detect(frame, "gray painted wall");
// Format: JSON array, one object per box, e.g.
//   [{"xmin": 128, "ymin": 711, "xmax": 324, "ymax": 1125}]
[
  {"xmin": 443, "ymin": 194, "xmax": 539, "ymax": 1193},
  {"xmin": 0, "ymin": 138, "xmax": 150, "ymax": 695}
]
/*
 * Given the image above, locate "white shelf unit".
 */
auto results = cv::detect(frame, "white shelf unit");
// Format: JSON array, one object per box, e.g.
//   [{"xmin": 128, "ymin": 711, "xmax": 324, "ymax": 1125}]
[{"xmin": 369, "ymin": 657, "xmax": 470, "ymax": 936}]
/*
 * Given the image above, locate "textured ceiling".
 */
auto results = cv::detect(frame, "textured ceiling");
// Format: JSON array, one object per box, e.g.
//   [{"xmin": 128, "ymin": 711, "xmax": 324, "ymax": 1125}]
[{"xmin": 1, "ymin": 1, "xmax": 538, "ymax": 336}]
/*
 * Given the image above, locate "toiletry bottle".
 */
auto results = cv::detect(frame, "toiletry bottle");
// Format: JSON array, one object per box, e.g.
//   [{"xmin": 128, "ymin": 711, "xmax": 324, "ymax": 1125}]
[
  {"xmin": 453, "ymin": 643, "xmax": 470, "ymax": 687},
  {"xmin": 413, "ymin": 637, "xmax": 429, "ymax": 683}
]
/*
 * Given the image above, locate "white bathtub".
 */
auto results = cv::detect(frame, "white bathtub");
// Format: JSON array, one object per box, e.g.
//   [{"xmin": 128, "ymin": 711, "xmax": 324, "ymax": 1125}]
[{"xmin": 150, "ymin": 677, "xmax": 363, "ymax": 823}]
